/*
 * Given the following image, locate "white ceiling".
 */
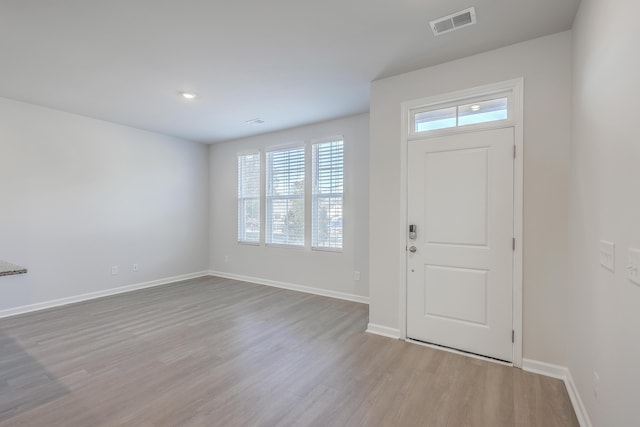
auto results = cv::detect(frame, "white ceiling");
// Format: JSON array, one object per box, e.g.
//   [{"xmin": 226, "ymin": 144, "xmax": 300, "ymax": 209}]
[{"xmin": 0, "ymin": 0, "xmax": 580, "ymax": 143}]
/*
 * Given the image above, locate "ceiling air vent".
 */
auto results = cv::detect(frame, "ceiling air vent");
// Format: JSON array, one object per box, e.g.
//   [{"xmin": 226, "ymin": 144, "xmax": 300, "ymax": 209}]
[{"xmin": 430, "ymin": 7, "xmax": 476, "ymax": 36}]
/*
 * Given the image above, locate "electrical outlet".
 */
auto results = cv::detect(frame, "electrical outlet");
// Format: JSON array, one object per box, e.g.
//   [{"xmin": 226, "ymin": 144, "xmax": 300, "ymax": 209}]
[
  {"xmin": 627, "ymin": 248, "xmax": 640, "ymax": 285},
  {"xmin": 593, "ymin": 371, "xmax": 600, "ymax": 400},
  {"xmin": 132, "ymin": 263, "xmax": 139, "ymax": 272},
  {"xmin": 111, "ymin": 265, "xmax": 119, "ymax": 275},
  {"xmin": 353, "ymin": 271, "xmax": 361, "ymax": 281},
  {"xmin": 599, "ymin": 241, "xmax": 615, "ymax": 271}
]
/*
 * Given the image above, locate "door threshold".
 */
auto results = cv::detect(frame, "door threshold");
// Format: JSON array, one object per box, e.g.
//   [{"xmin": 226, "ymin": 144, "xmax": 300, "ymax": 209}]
[{"xmin": 405, "ymin": 338, "xmax": 513, "ymax": 367}]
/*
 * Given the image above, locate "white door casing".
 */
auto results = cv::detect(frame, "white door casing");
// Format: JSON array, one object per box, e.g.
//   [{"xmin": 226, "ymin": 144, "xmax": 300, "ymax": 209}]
[{"xmin": 406, "ymin": 127, "xmax": 514, "ymax": 362}]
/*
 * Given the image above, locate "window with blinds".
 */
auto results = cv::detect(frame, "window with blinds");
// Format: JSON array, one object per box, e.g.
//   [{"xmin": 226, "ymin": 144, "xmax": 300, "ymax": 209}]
[
  {"xmin": 312, "ymin": 139, "xmax": 343, "ymax": 250},
  {"xmin": 237, "ymin": 153, "xmax": 260, "ymax": 243},
  {"xmin": 266, "ymin": 146, "xmax": 305, "ymax": 246}
]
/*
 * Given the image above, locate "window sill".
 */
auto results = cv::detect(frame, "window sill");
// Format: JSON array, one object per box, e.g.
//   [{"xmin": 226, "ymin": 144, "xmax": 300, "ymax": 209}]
[
  {"xmin": 0, "ymin": 260, "xmax": 28, "ymax": 277},
  {"xmin": 265, "ymin": 243, "xmax": 305, "ymax": 250},
  {"xmin": 312, "ymin": 247, "xmax": 343, "ymax": 253}
]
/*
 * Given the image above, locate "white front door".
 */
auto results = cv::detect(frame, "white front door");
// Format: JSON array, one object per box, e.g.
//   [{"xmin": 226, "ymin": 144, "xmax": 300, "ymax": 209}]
[{"xmin": 407, "ymin": 127, "xmax": 514, "ymax": 362}]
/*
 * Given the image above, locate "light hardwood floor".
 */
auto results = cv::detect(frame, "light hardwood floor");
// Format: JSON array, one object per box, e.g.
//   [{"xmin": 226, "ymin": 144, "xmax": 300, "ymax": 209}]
[{"xmin": 0, "ymin": 276, "xmax": 578, "ymax": 426}]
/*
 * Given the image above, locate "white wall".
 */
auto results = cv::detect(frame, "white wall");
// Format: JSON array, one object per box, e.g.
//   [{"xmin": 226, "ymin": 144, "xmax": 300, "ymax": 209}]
[
  {"xmin": 569, "ymin": 0, "xmax": 640, "ymax": 424},
  {"xmin": 0, "ymin": 97, "xmax": 210, "ymax": 311},
  {"xmin": 369, "ymin": 32, "xmax": 572, "ymax": 365},
  {"xmin": 209, "ymin": 114, "xmax": 369, "ymax": 299}
]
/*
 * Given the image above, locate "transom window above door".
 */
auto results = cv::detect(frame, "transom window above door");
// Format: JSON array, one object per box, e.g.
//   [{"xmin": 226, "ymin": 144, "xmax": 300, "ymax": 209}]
[{"xmin": 411, "ymin": 95, "xmax": 510, "ymax": 136}]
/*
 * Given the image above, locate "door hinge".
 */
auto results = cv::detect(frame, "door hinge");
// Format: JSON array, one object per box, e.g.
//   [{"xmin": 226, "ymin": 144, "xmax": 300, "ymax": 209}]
[
  {"xmin": 512, "ymin": 330, "xmax": 515, "ymax": 343},
  {"xmin": 512, "ymin": 238, "xmax": 516, "ymax": 251},
  {"xmin": 513, "ymin": 145, "xmax": 516, "ymax": 158}
]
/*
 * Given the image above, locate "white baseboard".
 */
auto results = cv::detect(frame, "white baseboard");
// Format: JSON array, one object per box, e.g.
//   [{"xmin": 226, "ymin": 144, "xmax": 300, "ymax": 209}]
[
  {"xmin": 366, "ymin": 323, "xmax": 401, "ymax": 339},
  {"xmin": 0, "ymin": 271, "xmax": 210, "ymax": 319},
  {"xmin": 522, "ymin": 359, "xmax": 592, "ymax": 427},
  {"xmin": 564, "ymin": 369, "xmax": 592, "ymax": 427},
  {"xmin": 209, "ymin": 270, "xmax": 369, "ymax": 305},
  {"xmin": 522, "ymin": 358, "xmax": 568, "ymax": 380}
]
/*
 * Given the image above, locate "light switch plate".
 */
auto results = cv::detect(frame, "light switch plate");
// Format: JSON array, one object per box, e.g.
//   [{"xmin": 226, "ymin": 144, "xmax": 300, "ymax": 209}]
[
  {"xmin": 627, "ymin": 248, "xmax": 640, "ymax": 285},
  {"xmin": 599, "ymin": 241, "xmax": 615, "ymax": 272}
]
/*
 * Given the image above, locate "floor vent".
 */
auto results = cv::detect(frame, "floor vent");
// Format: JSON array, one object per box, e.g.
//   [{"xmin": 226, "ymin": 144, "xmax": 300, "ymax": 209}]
[{"xmin": 430, "ymin": 7, "xmax": 477, "ymax": 36}]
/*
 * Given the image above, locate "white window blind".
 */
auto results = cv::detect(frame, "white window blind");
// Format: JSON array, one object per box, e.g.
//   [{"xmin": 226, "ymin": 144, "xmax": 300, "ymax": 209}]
[
  {"xmin": 312, "ymin": 139, "xmax": 343, "ymax": 250},
  {"xmin": 266, "ymin": 146, "xmax": 305, "ymax": 246},
  {"xmin": 237, "ymin": 153, "xmax": 260, "ymax": 243}
]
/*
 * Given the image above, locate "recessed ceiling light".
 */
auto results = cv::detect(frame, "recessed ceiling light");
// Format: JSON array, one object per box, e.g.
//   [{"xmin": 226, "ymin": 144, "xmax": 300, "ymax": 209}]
[
  {"xmin": 245, "ymin": 118, "xmax": 265, "ymax": 125},
  {"xmin": 471, "ymin": 104, "xmax": 481, "ymax": 111},
  {"xmin": 180, "ymin": 92, "xmax": 197, "ymax": 99}
]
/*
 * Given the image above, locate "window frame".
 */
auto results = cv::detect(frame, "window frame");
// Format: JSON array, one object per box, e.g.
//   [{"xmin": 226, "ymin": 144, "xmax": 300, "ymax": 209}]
[
  {"xmin": 236, "ymin": 137, "xmax": 347, "ymax": 253},
  {"xmin": 409, "ymin": 91, "xmax": 514, "ymax": 139},
  {"xmin": 237, "ymin": 151, "xmax": 261, "ymax": 245},
  {"xmin": 265, "ymin": 144, "xmax": 306, "ymax": 248},
  {"xmin": 311, "ymin": 137, "xmax": 344, "ymax": 252}
]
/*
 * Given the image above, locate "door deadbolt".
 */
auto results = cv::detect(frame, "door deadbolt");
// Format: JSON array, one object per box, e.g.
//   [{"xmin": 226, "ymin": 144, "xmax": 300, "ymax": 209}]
[{"xmin": 409, "ymin": 224, "xmax": 417, "ymax": 240}]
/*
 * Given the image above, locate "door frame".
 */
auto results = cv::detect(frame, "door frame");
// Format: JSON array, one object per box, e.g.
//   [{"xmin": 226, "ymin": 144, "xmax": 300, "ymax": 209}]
[{"xmin": 399, "ymin": 78, "xmax": 524, "ymax": 367}]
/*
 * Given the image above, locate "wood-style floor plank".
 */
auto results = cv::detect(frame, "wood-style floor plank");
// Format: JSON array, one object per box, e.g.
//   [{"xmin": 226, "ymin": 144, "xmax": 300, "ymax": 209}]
[{"xmin": 0, "ymin": 276, "xmax": 578, "ymax": 426}]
